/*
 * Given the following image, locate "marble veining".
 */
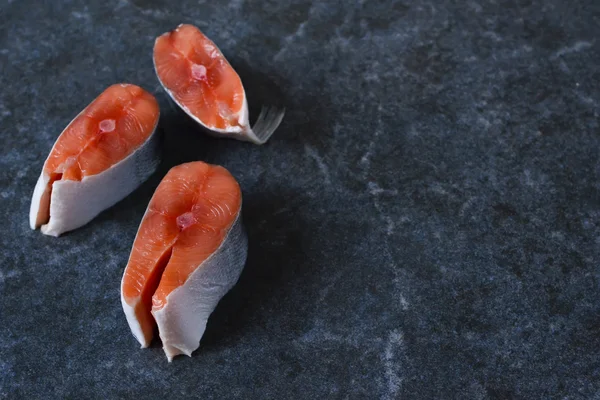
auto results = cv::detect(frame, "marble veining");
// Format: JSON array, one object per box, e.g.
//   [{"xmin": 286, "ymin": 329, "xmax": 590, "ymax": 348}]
[{"xmin": 1, "ymin": 0, "xmax": 599, "ymax": 398}]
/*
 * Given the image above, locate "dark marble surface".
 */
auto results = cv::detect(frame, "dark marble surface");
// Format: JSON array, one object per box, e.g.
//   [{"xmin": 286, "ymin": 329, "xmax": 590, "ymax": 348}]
[{"xmin": 1, "ymin": 0, "xmax": 599, "ymax": 398}]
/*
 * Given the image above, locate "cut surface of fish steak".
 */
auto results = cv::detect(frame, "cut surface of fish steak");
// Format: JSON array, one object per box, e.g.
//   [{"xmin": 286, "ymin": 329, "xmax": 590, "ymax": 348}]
[
  {"xmin": 120, "ymin": 162, "xmax": 247, "ymax": 361},
  {"xmin": 29, "ymin": 84, "xmax": 160, "ymax": 237},
  {"xmin": 153, "ymin": 24, "xmax": 283, "ymax": 144}
]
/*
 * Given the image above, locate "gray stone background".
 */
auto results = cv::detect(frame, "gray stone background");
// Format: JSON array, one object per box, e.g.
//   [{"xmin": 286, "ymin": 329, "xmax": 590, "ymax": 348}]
[{"xmin": 1, "ymin": 0, "xmax": 599, "ymax": 398}]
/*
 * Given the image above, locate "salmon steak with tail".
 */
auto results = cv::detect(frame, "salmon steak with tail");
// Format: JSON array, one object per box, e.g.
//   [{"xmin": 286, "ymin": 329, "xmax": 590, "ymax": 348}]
[
  {"xmin": 120, "ymin": 161, "xmax": 248, "ymax": 361},
  {"xmin": 29, "ymin": 84, "xmax": 161, "ymax": 237},
  {"xmin": 153, "ymin": 23, "xmax": 285, "ymax": 145}
]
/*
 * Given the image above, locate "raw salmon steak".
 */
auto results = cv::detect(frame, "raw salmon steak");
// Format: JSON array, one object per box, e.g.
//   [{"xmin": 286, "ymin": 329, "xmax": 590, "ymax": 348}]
[
  {"xmin": 121, "ymin": 161, "xmax": 247, "ymax": 361},
  {"xmin": 153, "ymin": 23, "xmax": 284, "ymax": 144},
  {"xmin": 29, "ymin": 84, "xmax": 161, "ymax": 237}
]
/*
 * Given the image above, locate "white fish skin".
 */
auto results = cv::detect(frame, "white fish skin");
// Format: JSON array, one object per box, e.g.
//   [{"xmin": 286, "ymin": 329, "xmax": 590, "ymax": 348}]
[
  {"xmin": 152, "ymin": 211, "xmax": 247, "ymax": 362},
  {"xmin": 29, "ymin": 120, "xmax": 161, "ymax": 237},
  {"xmin": 121, "ymin": 294, "xmax": 150, "ymax": 348},
  {"xmin": 120, "ymin": 195, "xmax": 164, "ymax": 349},
  {"xmin": 153, "ymin": 26, "xmax": 284, "ymax": 145}
]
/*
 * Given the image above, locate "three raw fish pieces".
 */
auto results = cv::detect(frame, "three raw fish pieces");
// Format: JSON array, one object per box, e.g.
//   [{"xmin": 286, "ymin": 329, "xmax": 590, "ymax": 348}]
[{"xmin": 29, "ymin": 24, "xmax": 284, "ymax": 361}]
